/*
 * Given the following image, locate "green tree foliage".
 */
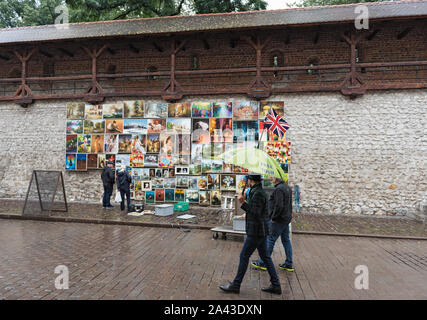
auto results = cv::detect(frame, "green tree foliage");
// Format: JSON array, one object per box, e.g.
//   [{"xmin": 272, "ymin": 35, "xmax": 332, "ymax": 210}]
[{"xmin": 191, "ymin": 0, "xmax": 267, "ymax": 14}]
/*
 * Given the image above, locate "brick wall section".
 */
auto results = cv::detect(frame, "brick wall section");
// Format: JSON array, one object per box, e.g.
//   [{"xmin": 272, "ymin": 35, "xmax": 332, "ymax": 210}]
[{"xmin": 0, "ymin": 89, "xmax": 425, "ymax": 216}]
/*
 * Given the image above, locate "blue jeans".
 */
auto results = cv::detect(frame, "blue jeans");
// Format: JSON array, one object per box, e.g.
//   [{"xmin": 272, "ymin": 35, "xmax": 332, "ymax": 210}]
[
  {"xmin": 232, "ymin": 235, "xmax": 280, "ymax": 287},
  {"xmin": 257, "ymin": 221, "xmax": 293, "ymax": 266},
  {"xmin": 102, "ymin": 185, "xmax": 113, "ymax": 207},
  {"xmin": 120, "ymin": 189, "xmax": 131, "ymax": 211}
]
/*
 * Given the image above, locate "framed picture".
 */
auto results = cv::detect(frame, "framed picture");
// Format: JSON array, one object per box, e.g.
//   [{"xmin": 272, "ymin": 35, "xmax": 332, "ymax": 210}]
[
  {"xmin": 76, "ymin": 154, "xmax": 87, "ymax": 171},
  {"xmin": 118, "ymin": 134, "xmax": 132, "ymax": 153},
  {"xmin": 141, "ymin": 181, "xmax": 152, "ymax": 191},
  {"xmin": 116, "ymin": 154, "xmax": 130, "ymax": 168},
  {"xmin": 160, "ymin": 133, "xmax": 176, "ymax": 155},
  {"xmin": 130, "ymin": 191, "xmax": 135, "ymax": 200},
  {"xmin": 176, "ymin": 134, "xmax": 191, "ymax": 155},
  {"xmin": 148, "ymin": 119, "xmax": 166, "ymax": 133},
  {"xmin": 201, "ymin": 160, "xmax": 212, "ymax": 174},
  {"xmin": 105, "ymin": 119, "xmax": 123, "ymax": 134},
  {"xmin": 192, "ymin": 119, "xmax": 210, "ymax": 144},
  {"xmin": 174, "ymin": 189, "xmax": 185, "ymax": 202},
  {"xmin": 66, "ymin": 102, "xmax": 85, "ymax": 119},
  {"xmin": 191, "ymin": 102, "xmax": 212, "ymax": 118},
  {"xmin": 66, "ymin": 120, "xmax": 84, "ymax": 134},
  {"xmin": 130, "ymin": 154, "xmax": 144, "ymax": 167},
  {"xmin": 145, "ymin": 103, "xmax": 168, "ymax": 118},
  {"xmin": 164, "ymin": 178, "xmax": 176, "ymax": 189},
  {"xmin": 172, "ymin": 155, "xmax": 191, "ymax": 165},
  {"xmin": 207, "ymin": 174, "xmax": 220, "ymax": 190},
  {"xmin": 168, "ymin": 103, "xmax": 191, "ymax": 117},
  {"xmin": 85, "ymin": 104, "xmax": 103, "ymax": 120},
  {"xmin": 166, "ymin": 118, "xmax": 191, "ymax": 134},
  {"xmin": 161, "ymin": 168, "xmax": 170, "ymax": 178},
  {"xmin": 143, "ymin": 154, "xmax": 158, "ymax": 167},
  {"xmin": 123, "ymin": 100, "xmax": 144, "ymax": 118},
  {"xmin": 66, "ymin": 135, "xmax": 77, "ymax": 153},
  {"xmin": 210, "ymin": 118, "xmax": 233, "ymax": 143},
  {"xmin": 220, "ymin": 174, "xmax": 236, "ymax": 191},
  {"xmin": 199, "ymin": 190, "xmax": 210, "ymax": 206},
  {"xmin": 259, "ymin": 101, "xmax": 284, "ymax": 120},
  {"xmin": 236, "ymin": 175, "xmax": 248, "ymax": 194},
  {"xmin": 175, "ymin": 166, "xmax": 189, "ymax": 175},
  {"xmin": 212, "ymin": 102, "xmax": 233, "ymax": 118},
  {"xmin": 233, "ymin": 101, "xmax": 259, "ymax": 120},
  {"xmin": 123, "ymin": 119, "xmax": 147, "ymax": 134},
  {"xmin": 77, "ymin": 134, "xmax": 91, "ymax": 153},
  {"xmin": 89, "ymin": 134, "xmax": 102, "ymax": 153},
  {"xmin": 233, "ymin": 121, "xmax": 259, "ymax": 142},
  {"xmin": 97, "ymin": 154, "xmax": 106, "ymax": 169},
  {"xmin": 104, "ymin": 134, "xmax": 118, "ymax": 154},
  {"xmin": 185, "ymin": 189, "xmax": 199, "ymax": 203},
  {"xmin": 65, "ymin": 154, "xmax": 76, "ymax": 170},
  {"xmin": 159, "ymin": 154, "xmax": 173, "ymax": 167},
  {"xmin": 145, "ymin": 191, "xmax": 155, "ymax": 204},
  {"xmin": 198, "ymin": 176, "xmax": 208, "ymax": 190},
  {"xmin": 176, "ymin": 176, "xmax": 188, "ymax": 188},
  {"xmin": 191, "ymin": 143, "xmax": 203, "ymax": 164},
  {"xmin": 133, "ymin": 179, "xmax": 142, "ymax": 191},
  {"xmin": 188, "ymin": 176, "xmax": 198, "ymax": 189},
  {"xmin": 87, "ymin": 154, "xmax": 98, "ymax": 169},
  {"xmin": 84, "ymin": 119, "xmax": 105, "ymax": 134},
  {"xmin": 189, "ymin": 164, "xmax": 202, "ymax": 175},
  {"xmin": 106, "ymin": 154, "xmax": 116, "ymax": 166},
  {"xmin": 147, "ymin": 134, "xmax": 160, "ymax": 153},
  {"xmin": 155, "ymin": 189, "xmax": 165, "ymax": 202},
  {"xmin": 135, "ymin": 191, "xmax": 145, "ymax": 201},
  {"xmin": 211, "ymin": 159, "xmax": 223, "ymax": 173},
  {"xmin": 103, "ymin": 103, "xmax": 123, "ymax": 119},
  {"xmin": 210, "ymin": 190, "xmax": 222, "ymax": 206},
  {"xmin": 130, "ymin": 134, "xmax": 146, "ymax": 154},
  {"xmin": 165, "ymin": 189, "xmax": 175, "ymax": 202}
]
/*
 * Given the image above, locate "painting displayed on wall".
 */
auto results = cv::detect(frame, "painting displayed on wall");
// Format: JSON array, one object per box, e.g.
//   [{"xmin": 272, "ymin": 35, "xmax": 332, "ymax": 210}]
[
  {"xmin": 66, "ymin": 135, "xmax": 77, "ymax": 153},
  {"xmin": 198, "ymin": 176, "xmax": 208, "ymax": 190},
  {"xmin": 166, "ymin": 118, "xmax": 191, "ymax": 134},
  {"xmin": 159, "ymin": 154, "xmax": 173, "ymax": 167},
  {"xmin": 147, "ymin": 134, "xmax": 160, "ymax": 153},
  {"xmin": 175, "ymin": 189, "xmax": 185, "ymax": 202},
  {"xmin": 84, "ymin": 119, "xmax": 105, "ymax": 134},
  {"xmin": 210, "ymin": 118, "xmax": 233, "ymax": 142},
  {"xmin": 130, "ymin": 134, "xmax": 146, "ymax": 154},
  {"xmin": 211, "ymin": 190, "xmax": 221, "ymax": 206},
  {"xmin": 91, "ymin": 134, "xmax": 104, "ymax": 153},
  {"xmin": 141, "ymin": 181, "xmax": 152, "ymax": 191},
  {"xmin": 199, "ymin": 191, "xmax": 210, "ymax": 206},
  {"xmin": 106, "ymin": 154, "xmax": 116, "ymax": 165},
  {"xmin": 175, "ymin": 166, "xmax": 189, "ymax": 175},
  {"xmin": 155, "ymin": 189, "xmax": 165, "ymax": 202},
  {"xmin": 76, "ymin": 154, "xmax": 87, "ymax": 171},
  {"xmin": 233, "ymin": 101, "xmax": 259, "ymax": 120},
  {"xmin": 85, "ymin": 104, "xmax": 103, "ymax": 120},
  {"xmin": 118, "ymin": 134, "xmax": 132, "ymax": 153},
  {"xmin": 145, "ymin": 191, "xmax": 155, "ymax": 204},
  {"xmin": 185, "ymin": 189, "xmax": 199, "ymax": 203},
  {"xmin": 145, "ymin": 103, "xmax": 168, "ymax": 118},
  {"xmin": 165, "ymin": 189, "xmax": 175, "ymax": 202},
  {"xmin": 188, "ymin": 176, "xmax": 198, "ymax": 189},
  {"xmin": 66, "ymin": 103, "xmax": 85, "ymax": 119},
  {"xmin": 105, "ymin": 119, "xmax": 123, "ymax": 133},
  {"xmin": 148, "ymin": 119, "xmax": 166, "ymax": 133},
  {"xmin": 116, "ymin": 154, "xmax": 130, "ymax": 168},
  {"xmin": 104, "ymin": 134, "xmax": 118, "ymax": 154},
  {"xmin": 262, "ymin": 141, "xmax": 290, "ymax": 163},
  {"xmin": 98, "ymin": 154, "xmax": 106, "ymax": 169},
  {"xmin": 220, "ymin": 174, "xmax": 236, "ymax": 190},
  {"xmin": 65, "ymin": 154, "xmax": 76, "ymax": 170},
  {"xmin": 160, "ymin": 133, "xmax": 176, "ymax": 154},
  {"xmin": 103, "ymin": 103, "xmax": 123, "ymax": 119},
  {"xmin": 176, "ymin": 176, "xmax": 188, "ymax": 188},
  {"xmin": 212, "ymin": 102, "xmax": 233, "ymax": 118},
  {"xmin": 135, "ymin": 191, "xmax": 145, "ymax": 201},
  {"xmin": 143, "ymin": 154, "xmax": 158, "ymax": 167},
  {"xmin": 124, "ymin": 119, "xmax": 147, "ymax": 134},
  {"xmin": 189, "ymin": 164, "xmax": 201, "ymax": 175},
  {"xmin": 191, "ymin": 102, "xmax": 212, "ymax": 118},
  {"xmin": 77, "ymin": 134, "xmax": 91, "ymax": 153},
  {"xmin": 233, "ymin": 121, "xmax": 258, "ymax": 142},
  {"xmin": 164, "ymin": 178, "xmax": 176, "ymax": 189},
  {"xmin": 168, "ymin": 103, "xmax": 191, "ymax": 117},
  {"xmin": 87, "ymin": 154, "xmax": 98, "ymax": 169},
  {"xmin": 236, "ymin": 175, "xmax": 247, "ymax": 194},
  {"xmin": 123, "ymin": 100, "xmax": 144, "ymax": 118},
  {"xmin": 130, "ymin": 154, "xmax": 144, "ymax": 167},
  {"xmin": 259, "ymin": 101, "xmax": 285, "ymax": 119},
  {"xmin": 192, "ymin": 119, "xmax": 210, "ymax": 143},
  {"xmin": 208, "ymin": 174, "xmax": 220, "ymax": 190},
  {"xmin": 66, "ymin": 120, "xmax": 83, "ymax": 134},
  {"xmin": 176, "ymin": 134, "xmax": 191, "ymax": 155}
]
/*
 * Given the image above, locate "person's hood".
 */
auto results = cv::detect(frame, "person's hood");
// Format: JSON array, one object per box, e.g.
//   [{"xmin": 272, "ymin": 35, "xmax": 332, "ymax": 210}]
[{"xmin": 117, "ymin": 170, "xmax": 126, "ymax": 176}]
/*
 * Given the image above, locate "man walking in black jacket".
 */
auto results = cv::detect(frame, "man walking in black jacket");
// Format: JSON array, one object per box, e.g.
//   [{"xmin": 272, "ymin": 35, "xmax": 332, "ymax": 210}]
[
  {"xmin": 220, "ymin": 175, "xmax": 281, "ymax": 295},
  {"xmin": 101, "ymin": 161, "xmax": 115, "ymax": 209},
  {"xmin": 251, "ymin": 177, "xmax": 294, "ymax": 272}
]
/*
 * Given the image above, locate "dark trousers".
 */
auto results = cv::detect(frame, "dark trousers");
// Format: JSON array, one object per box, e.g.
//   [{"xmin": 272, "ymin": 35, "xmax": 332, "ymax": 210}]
[
  {"xmin": 120, "ymin": 189, "xmax": 131, "ymax": 211},
  {"xmin": 232, "ymin": 235, "xmax": 280, "ymax": 287},
  {"xmin": 257, "ymin": 221, "xmax": 293, "ymax": 266},
  {"xmin": 102, "ymin": 185, "xmax": 113, "ymax": 207}
]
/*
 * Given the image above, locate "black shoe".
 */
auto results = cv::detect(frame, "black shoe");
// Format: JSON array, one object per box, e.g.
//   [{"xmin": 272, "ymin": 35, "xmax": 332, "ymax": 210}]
[
  {"xmin": 251, "ymin": 260, "xmax": 267, "ymax": 271},
  {"xmin": 262, "ymin": 284, "xmax": 282, "ymax": 295},
  {"xmin": 219, "ymin": 283, "xmax": 240, "ymax": 294},
  {"xmin": 279, "ymin": 263, "xmax": 295, "ymax": 272},
  {"xmin": 106, "ymin": 205, "xmax": 114, "ymax": 209}
]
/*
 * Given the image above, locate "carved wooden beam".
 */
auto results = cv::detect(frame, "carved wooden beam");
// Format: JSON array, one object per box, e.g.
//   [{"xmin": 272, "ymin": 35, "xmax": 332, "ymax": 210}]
[
  {"xmin": 162, "ymin": 39, "xmax": 187, "ymax": 101},
  {"xmin": 341, "ymin": 31, "xmax": 366, "ymax": 97},
  {"xmin": 13, "ymin": 48, "xmax": 37, "ymax": 106},
  {"xmin": 81, "ymin": 44, "xmax": 108, "ymax": 103}
]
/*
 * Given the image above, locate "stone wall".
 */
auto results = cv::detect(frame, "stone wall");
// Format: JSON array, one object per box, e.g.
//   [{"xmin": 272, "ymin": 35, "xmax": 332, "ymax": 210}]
[{"xmin": 0, "ymin": 89, "xmax": 425, "ymax": 216}]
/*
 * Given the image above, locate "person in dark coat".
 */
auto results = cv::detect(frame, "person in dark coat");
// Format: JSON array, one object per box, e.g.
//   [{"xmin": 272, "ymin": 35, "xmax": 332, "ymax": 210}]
[
  {"xmin": 220, "ymin": 175, "xmax": 281, "ymax": 295},
  {"xmin": 116, "ymin": 164, "xmax": 132, "ymax": 212},
  {"xmin": 101, "ymin": 161, "xmax": 115, "ymax": 209},
  {"xmin": 251, "ymin": 176, "xmax": 294, "ymax": 272}
]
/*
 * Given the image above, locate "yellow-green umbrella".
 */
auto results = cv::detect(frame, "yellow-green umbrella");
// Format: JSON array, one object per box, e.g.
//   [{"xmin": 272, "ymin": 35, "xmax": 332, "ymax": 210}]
[{"xmin": 217, "ymin": 147, "xmax": 287, "ymax": 181}]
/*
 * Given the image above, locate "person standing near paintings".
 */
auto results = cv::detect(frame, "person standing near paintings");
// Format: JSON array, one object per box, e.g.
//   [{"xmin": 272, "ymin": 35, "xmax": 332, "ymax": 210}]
[
  {"xmin": 220, "ymin": 175, "xmax": 281, "ymax": 295},
  {"xmin": 117, "ymin": 164, "xmax": 132, "ymax": 213},
  {"xmin": 101, "ymin": 161, "xmax": 115, "ymax": 209}
]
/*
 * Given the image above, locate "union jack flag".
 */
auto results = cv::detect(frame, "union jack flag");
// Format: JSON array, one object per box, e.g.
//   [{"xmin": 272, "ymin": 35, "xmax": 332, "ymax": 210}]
[{"xmin": 263, "ymin": 108, "xmax": 290, "ymax": 139}]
